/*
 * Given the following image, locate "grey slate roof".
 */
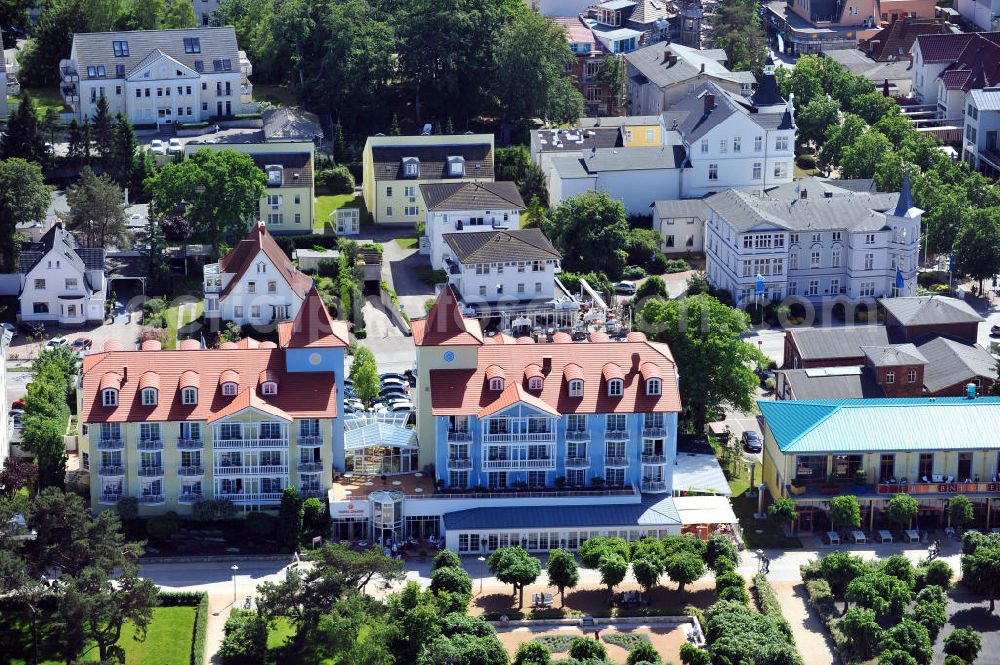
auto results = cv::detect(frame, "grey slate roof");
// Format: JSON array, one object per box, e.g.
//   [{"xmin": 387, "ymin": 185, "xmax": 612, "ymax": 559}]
[
  {"xmin": 70, "ymin": 27, "xmax": 241, "ymax": 81},
  {"xmin": 420, "ymin": 181, "xmax": 524, "ymax": 212},
  {"xmin": 917, "ymin": 337, "xmax": 999, "ymax": 393},
  {"xmin": 971, "ymin": 88, "xmax": 1000, "ymax": 112},
  {"xmin": 370, "ymin": 143, "xmax": 493, "ymax": 181},
  {"xmin": 881, "ymin": 296, "xmax": 983, "ymax": 326},
  {"xmin": 861, "ymin": 344, "xmax": 927, "ymax": 367},
  {"xmin": 653, "ymin": 199, "xmax": 707, "ymax": 220},
  {"xmin": 824, "ymin": 49, "xmax": 914, "ymax": 84},
  {"xmin": 442, "ymin": 494, "xmax": 681, "ymax": 530},
  {"xmin": 705, "ymin": 186, "xmax": 901, "ymax": 233},
  {"xmin": 777, "ymin": 367, "xmax": 885, "ymax": 400},
  {"xmin": 444, "ymin": 229, "xmax": 561, "ymax": 265},
  {"xmin": 262, "ymin": 108, "xmax": 322, "ymax": 142},
  {"xmin": 19, "ymin": 225, "xmax": 105, "ymax": 275},
  {"xmin": 532, "ymin": 126, "xmax": 621, "ymax": 155},
  {"xmin": 750, "ymin": 60, "xmax": 784, "ymax": 107},
  {"xmin": 661, "ymin": 82, "xmax": 792, "ymax": 145},
  {"xmin": 250, "ymin": 153, "xmax": 313, "ymax": 188},
  {"xmin": 763, "ymin": 176, "xmax": 882, "ymax": 201},
  {"xmin": 550, "ymin": 155, "xmax": 594, "ymax": 179},
  {"xmin": 623, "ymin": 42, "xmax": 755, "ymax": 91},
  {"xmin": 583, "ymin": 145, "xmax": 685, "ymax": 171},
  {"xmin": 819, "ymin": 178, "xmax": 877, "ymax": 193},
  {"xmin": 788, "ymin": 326, "xmax": 891, "ymax": 361}
]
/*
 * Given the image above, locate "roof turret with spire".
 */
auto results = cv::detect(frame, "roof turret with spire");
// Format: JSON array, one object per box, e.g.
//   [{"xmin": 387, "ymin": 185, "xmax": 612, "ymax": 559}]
[
  {"xmin": 892, "ymin": 172, "xmax": 923, "ymax": 219},
  {"xmin": 750, "ymin": 54, "xmax": 788, "ymax": 113},
  {"xmin": 412, "ymin": 286, "xmax": 484, "ymax": 346}
]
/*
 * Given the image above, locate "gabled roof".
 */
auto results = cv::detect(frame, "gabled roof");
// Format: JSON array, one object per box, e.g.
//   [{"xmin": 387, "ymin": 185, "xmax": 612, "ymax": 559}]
[
  {"xmin": 914, "ymin": 32, "xmax": 1000, "ymax": 93},
  {"xmin": 860, "ymin": 343, "xmax": 926, "ymax": 367},
  {"xmin": 19, "ymin": 224, "xmax": 105, "ymax": 275},
  {"xmin": 880, "ymin": 295, "xmax": 983, "ymax": 327},
  {"xmin": 412, "ymin": 286, "xmax": 485, "ymax": 346},
  {"xmin": 916, "ymin": 337, "xmax": 999, "ymax": 393},
  {"xmin": 250, "ymin": 153, "xmax": 313, "ymax": 188},
  {"xmin": 420, "ymin": 181, "xmax": 525, "ymax": 212},
  {"xmin": 369, "ymin": 140, "xmax": 494, "ymax": 182},
  {"xmin": 477, "ymin": 381, "xmax": 560, "ymax": 418},
  {"xmin": 661, "ymin": 82, "xmax": 792, "ymax": 145},
  {"xmin": 788, "ymin": 326, "xmax": 891, "ymax": 361},
  {"xmin": 759, "ymin": 397, "xmax": 1000, "ymax": 454},
  {"xmin": 623, "ymin": 41, "xmax": 754, "ymax": 91},
  {"xmin": 277, "ymin": 286, "xmax": 350, "ymax": 348},
  {"xmin": 218, "ymin": 225, "xmax": 313, "ymax": 300},
  {"xmin": 206, "ymin": 386, "xmax": 292, "ymax": 423},
  {"xmin": 71, "ymin": 27, "xmax": 241, "ymax": 81},
  {"xmin": 776, "ymin": 367, "xmax": 886, "ymax": 400},
  {"xmin": 262, "ymin": 107, "xmax": 322, "ymax": 142},
  {"xmin": 443, "ymin": 229, "xmax": 561, "ymax": 265},
  {"xmin": 653, "ymin": 199, "xmax": 707, "ymax": 220},
  {"xmin": 865, "ymin": 18, "xmax": 949, "ymax": 62}
]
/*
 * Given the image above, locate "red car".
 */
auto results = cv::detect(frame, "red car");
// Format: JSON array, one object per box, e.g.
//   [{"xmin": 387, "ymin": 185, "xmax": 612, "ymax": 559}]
[
  {"xmin": 11, "ymin": 399, "xmax": 25, "ymax": 410},
  {"xmin": 71, "ymin": 338, "xmax": 93, "ymax": 352}
]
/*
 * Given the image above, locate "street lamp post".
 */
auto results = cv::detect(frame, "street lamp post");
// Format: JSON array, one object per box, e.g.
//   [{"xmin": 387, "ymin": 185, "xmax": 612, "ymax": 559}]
[{"xmin": 231, "ymin": 564, "xmax": 239, "ymax": 605}]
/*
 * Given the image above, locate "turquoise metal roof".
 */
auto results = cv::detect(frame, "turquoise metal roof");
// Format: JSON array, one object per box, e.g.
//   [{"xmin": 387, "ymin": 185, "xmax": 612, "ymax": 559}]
[{"xmin": 758, "ymin": 397, "xmax": 1000, "ymax": 454}]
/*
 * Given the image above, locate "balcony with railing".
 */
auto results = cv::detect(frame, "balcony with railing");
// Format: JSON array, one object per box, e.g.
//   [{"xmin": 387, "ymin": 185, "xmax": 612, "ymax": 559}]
[
  {"xmin": 641, "ymin": 454, "xmax": 667, "ymax": 464},
  {"xmin": 482, "ymin": 456, "xmax": 556, "ymax": 470},
  {"xmin": 298, "ymin": 435, "xmax": 323, "ymax": 447},
  {"xmin": 448, "ymin": 456, "xmax": 473, "ymax": 470},
  {"xmin": 447, "ymin": 430, "xmax": 472, "ymax": 442},
  {"xmin": 641, "ymin": 480, "xmax": 668, "ymax": 493},
  {"xmin": 97, "ymin": 438, "xmax": 124, "ymax": 450},
  {"xmin": 604, "ymin": 456, "xmax": 629, "ymax": 467},
  {"xmin": 482, "ymin": 430, "xmax": 557, "ymax": 443},
  {"xmin": 566, "ymin": 429, "xmax": 590, "ymax": 441},
  {"xmin": 605, "ymin": 430, "xmax": 629, "ymax": 441},
  {"xmin": 217, "ymin": 492, "xmax": 283, "ymax": 504},
  {"xmin": 178, "ymin": 493, "xmax": 204, "ymax": 504},
  {"xmin": 98, "ymin": 492, "xmax": 122, "ymax": 505},
  {"xmin": 178, "ymin": 438, "xmax": 203, "ymax": 450},
  {"xmin": 213, "ymin": 438, "xmax": 288, "ymax": 449},
  {"xmin": 299, "ymin": 486, "xmax": 323, "ymax": 499},
  {"xmin": 140, "ymin": 494, "xmax": 165, "ymax": 505},
  {"xmin": 565, "ymin": 456, "xmax": 591, "ymax": 468},
  {"xmin": 215, "ymin": 464, "xmax": 289, "ymax": 475},
  {"xmin": 99, "ymin": 465, "xmax": 124, "ymax": 476},
  {"xmin": 137, "ymin": 438, "xmax": 163, "ymax": 451},
  {"xmin": 642, "ymin": 427, "xmax": 666, "ymax": 438},
  {"xmin": 297, "ymin": 462, "xmax": 323, "ymax": 472},
  {"xmin": 138, "ymin": 465, "xmax": 164, "ymax": 477},
  {"xmin": 178, "ymin": 465, "xmax": 205, "ymax": 476}
]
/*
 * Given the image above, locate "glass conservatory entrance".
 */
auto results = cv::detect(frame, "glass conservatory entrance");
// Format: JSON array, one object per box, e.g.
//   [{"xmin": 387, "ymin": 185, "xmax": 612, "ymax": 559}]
[{"xmin": 344, "ymin": 413, "xmax": 419, "ymax": 475}]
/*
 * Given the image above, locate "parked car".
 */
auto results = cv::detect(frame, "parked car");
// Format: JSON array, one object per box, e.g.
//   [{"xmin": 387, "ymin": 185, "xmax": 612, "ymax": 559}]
[
  {"xmin": 167, "ymin": 138, "xmax": 183, "ymax": 154},
  {"xmin": 71, "ymin": 337, "xmax": 93, "ymax": 353},
  {"xmin": 343, "ymin": 379, "xmax": 354, "ymax": 388},
  {"xmin": 991, "ymin": 324, "xmax": 1000, "ymax": 337},
  {"xmin": 741, "ymin": 430, "xmax": 763, "ymax": 453},
  {"xmin": 1, "ymin": 322, "xmax": 16, "ymax": 337},
  {"xmin": 149, "ymin": 139, "xmax": 166, "ymax": 155},
  {"xmin": 345, "ymin": 398, "xmax": 364, "ymax": 412},
  {"xmin": 379, "ymin": 386, "xmax": 408, "ymax": 397},
  {"xmin": 380, "ymin": 373, "xmax": 408, "ymax": 383},
  {"xmin": 45, "ymin": 337, "xmax": 69, "ymax": 349},
  {"xmin": 380, "ymin": 377, "xmax": 408, "ymax": 390},
  {"xmin": 390, "ymin": 402, "xmax": 415, "ymax": 413},
  {"xmin": 614, "ymin": 280, "xmax": 637, "ymax": 294},
  {"xmin": 11, "ymin": 399, "xmax": 25, "ymax": 410}
]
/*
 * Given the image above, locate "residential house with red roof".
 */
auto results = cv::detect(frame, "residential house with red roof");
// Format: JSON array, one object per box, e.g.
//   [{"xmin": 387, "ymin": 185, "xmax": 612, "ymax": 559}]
[
  {"xmin": 80, "ymin": 287, "xmax": 349, "ymax": 514},
  {"xmin": 910, "ymin": 31, "xmax": 1000, "ymax": 123},
  {"xmin": 203, "ymin": 224, "xmax": 313, "ymax": 326},
  {"xmin": 331, "ymin": 286, "xmax": 739, "ymax": 552}
]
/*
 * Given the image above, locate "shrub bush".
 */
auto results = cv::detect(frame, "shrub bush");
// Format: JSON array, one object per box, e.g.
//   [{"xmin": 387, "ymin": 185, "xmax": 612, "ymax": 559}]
[
  {"xmin": 664, "ymin": 258, "xmax": 691, "ymax": 273},
  {"xmin": 245, "ymin": 512, "xmax": 276, "ymax": 537},
  {"xmin": 218, "ymin": 610, "xmax": 267, "ymax": 665},
  {"xmin": 317, "ymin": 164, "xmax": 356, "ymax": 194},
  {"xmin": 797, "ymin": 154, "xmax": 817, "ymax": 169},
  {"xmin": 623, "ymin": 265, "xmax": 647, "ymax": 279},
  {"xmin": 301, "ymin": 497, "xmax": 328, "ymax": 536},
  {"xmin": 805, "ymin": 579, "xmax": 838, "ymax": 622},
  {"xmin": 645, "ymin": 251, "xmax": 668, "ymax": 274},
  {"xmin": 147, "ymin": 514, "xmax": 179, "ymax": 540}
]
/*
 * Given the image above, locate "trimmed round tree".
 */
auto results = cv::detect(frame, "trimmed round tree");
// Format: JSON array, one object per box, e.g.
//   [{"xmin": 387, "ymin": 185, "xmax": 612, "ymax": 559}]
[
  {"xmin": 568, "ymin": 637, "xmax": 607, "ymax": 661},
  {"xmin": 626, "ymin": 641, "xmax": 663, "ymax": 665},
  {"xmin": 949, "ymin": 495, "xmax": 975, "ymax": 531},
  {"xmin": 487, "ymin": 546, "xmax": 540, "ymax": 609},
  {"xmin": 664, "ymin": 549, "xmax": 705, "ymax": 598},
  {"xmin": 632, "ymin": 556, "xmax": 664, "ymax": 605},
  {"xmin": 886, "ymin": 493, "xmax": 918, "ymax": 531},
  {"xmin": 545, "ymin": 548, "xmax": 579, "ymax": 607},
  {"xmin": 513, "ymin": 641, "xmax": 552, "ymax": 665},
  {"xmin": 829, "ymin": 495, "xmax": 862, "ymax": 533},
  {"xmin": 767, "ymin": 498, "xmax": 798, "ymax": 534},
  {"xmin": 943, "ymin": 626, "xmax": 982, "ymax": 663},
  {"xmin": 840, "ymin": 607, "xmax": 882, "ymax": 661},
  {"xmin": 598, "ymin": 552, "xmax": 629, "ymax": 603},
  {"xmin": 430, "ymin": 565, "xmax": 473, "ymax": 597},
  {"xmin": 432, "ymin": 549, "xmax": 462, "ymax": 571}
]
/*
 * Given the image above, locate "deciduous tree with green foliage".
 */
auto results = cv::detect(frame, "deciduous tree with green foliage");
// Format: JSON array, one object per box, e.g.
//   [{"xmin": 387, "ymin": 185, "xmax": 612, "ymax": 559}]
[
  {"xmin": 664, "ymin": 549, "xmax": 705, "ymax": 598},
  {"xmin": 65, "ymin": 166, "xmax": 130, "ymax": 249},
  {"xmin": 819, "ymin": 550, "xmax": 869, "ymax": 596},
  {"xmin": 767, "ymin": 498, "xmax": 798, "ymax": 532},
  {"xmin": 840, "ymin": 128, "xmax": 892, "ymax": 179},
  {"xmin": 879, "ymin": 619, "xmax": 933, "ymax": 665},
  {"xmin": 349, "ymin": 347, "xmax": 381, "ymax": 406},
  {"xmin": 829, "ymin": 494, "xmax": 862, "ymax": 532},
  {"xmin": 514, "ymin": 641, "xmax": 552, "ymax": 665},
  {"xmin": 540, "ymin": 191, "xmax": 630, "ymax": 278},
  {"xmin": 545, "ymin": 548, "xmax": 579, "ymax": 606},
  {"xmin": 569, "ymin": 637, "xmax": 607, "ymax": 661},
  {"xmin": 887, "ymin": 493, "xmax": 918, "ymax": 531},
  {"xmin": 846, "ymin": 571, "xmax": 911, "ymax": 617},
  {"xmin": 0, "ymin": 157, "xmax": 49, "ymax": 273},
  {"xmin": 487, "ymin": 546, "xmax": 540, "ymax": 609},
  {"xmin": 821, "ymin": 113, "xmax": 867, "ymax": 166},
  {"xmin": 944, "ymin": 626, "xmax": 982, "ymax": 663},
  {"xmin": 598, "ymin": 552, "xmax": 629, "ymax": 601},
  {"xmin": 626, "ymin": 641, "xmax": 663, "ymax": 665},
  {"xmin": 961, "ymin": 535, "xmax": 1000, "ymax": 611},
  {"xmin": 796, "ymin": 96, "xmax": 841, "ymax": 147},
  {"xmin": 954, "ymin": 211, "xmax": 1000, "ymax": 294},
  {"xmin": 840, "ymin": 607, "xmax": 882, "ymax": 660},
  {"xmin": 638, "ymin": 293, "xmax": 763, "ymax": 431}
]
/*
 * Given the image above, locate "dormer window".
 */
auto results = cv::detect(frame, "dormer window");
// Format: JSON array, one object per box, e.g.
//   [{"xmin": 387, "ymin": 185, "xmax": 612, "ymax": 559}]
[
  {"xmin": 141, "ymin": 388, "xmax": 157, "ymax": 406},
  {"xmin": 608, "ymin": 379, "xmax": 624, "ymax": 397},
  {"xmin": 222, "ymin": 382, "xmax": 238, "ymax": 396},
  {"xmin": 102, "ymin": 389, "xmax": 118, "ymax": 407},
  {"xmin": 265, "ymin": 165, "xmax": 283, "ymax": 186},
  {"xmin": 448, "ymin": 156, "xmax": 465, "ymax": 176},
  {"xmin": 528, "ymin": 377, "xmax": 543, "ymax": 391},
  {"xmin": 489, "ymin": 377, "xmax": 504, "ymax": 391},
  {"xmin": 646, "ymin": 379, "xmax": 661, "ymax": 396},
  {"xmin": 568, "ymin": 380, "xmax": 584, "ymax": 397},
  {"xmin": 262, "ymin": 382, "xmax": 278, "ymax": 396},
  {"xmin": 182, "ymin": 387, "xmax": 198, "ymax": 405},
  {"xmin": 402, "ymin": 157, "xmax": 419, "ymax": 178}
]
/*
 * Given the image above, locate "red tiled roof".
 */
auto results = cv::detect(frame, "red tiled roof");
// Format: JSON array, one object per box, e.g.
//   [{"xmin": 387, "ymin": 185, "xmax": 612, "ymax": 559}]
[
  {"xmin": 141, "ymin": 340, "xmax": 162, "ymax": 351},
  {"xmin": 179, "ymin": 339, "xmax": 200, "ymax": 350},
  {"xmin": 81, "ymin": 348, "xmax": 338, "ymax": 424},
  {"xmin": 525, "ymin": 364, "xmax": 543, "ymax": 381},
  {"xmin": 412, "ymin": 287, "xmax": 484, "ymax": 346},
  {"xmin": 485, "ymin": 365, "xmax": 505, "ymax": 380},
  {"xmin": 590, "ymin": 331, "xmax": 610, "ymax": 343},
  {"xmin": 138, "ymin": 371, "xmax": 160, "ymax": 390},
  {"xmin": 103, "ymin": 340, "xmax": 123, "ymax": 352},
  {"xmin": 552, "ymin": 332, "xmax": 572, "ymax": 343},
  {"xmin": 865, "ymin": 18, "xmax": 948, "ymax": 62},
  {"xmin": 640, "ymin": 362, "xmax": 662, "ymax": 381},
  {"xmin": 206, "ymin": 387, "xmax": 291, "ymax": 423},
  {"xmin": 259, "ymin": 370, "xmax": 276, "ymax": 384},
  {"xmin": 602, "ymin": 363, "xmax": 624, "ymax": 381},
  {"xmin": 915, "ymin": 32, "xmax": 1000, "ymax": 92},
  {"xmin": 277, "ymin": 287, "xmax": 350, "ymax": 348},
  {"xmin": 914, "ymin": 32, "xmax": 977, "ymax": 63},
  {"xmin": 218, "ymin": 225, "xmax": 313, "ymax": 301},
  {"xmin": 429, "ymin": 339, "xmax": 680, "ymax": 416},
  {"xmin": 626, "ymin": 331, "xmax": 648, "ymax": 342},
  {"xmin": 477, "ymin": 382, "xmax": 560, "ymax": 418}
]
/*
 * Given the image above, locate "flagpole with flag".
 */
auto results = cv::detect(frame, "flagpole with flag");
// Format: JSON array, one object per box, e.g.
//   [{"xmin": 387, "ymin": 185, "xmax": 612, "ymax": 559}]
[
  {"xmin": 948, "ymin": 247, "xmax": 954, "ymax": 293},
  {"xmin": 895, "ymin": 268, "xmax": 904, "ymax": 296}
]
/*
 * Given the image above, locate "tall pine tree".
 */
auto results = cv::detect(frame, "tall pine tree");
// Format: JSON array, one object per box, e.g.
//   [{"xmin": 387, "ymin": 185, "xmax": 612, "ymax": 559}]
[
  {"xmin": 92, "ymin": 96, "xmax": 115, "ymax": 167},
  {"xmin": 107, "ymin": 114, "xmax": 138, "ymax": 189},
  {"xmin": 2, "ymin": 94, "xmax": 45, "ymax": 161}
]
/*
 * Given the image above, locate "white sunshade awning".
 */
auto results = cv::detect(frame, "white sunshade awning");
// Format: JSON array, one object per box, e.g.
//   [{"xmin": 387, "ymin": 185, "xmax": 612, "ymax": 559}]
[
  {"xmin": 344, "ymin": 413, "xmax": 417, "ymax": 450},
  {"xmin": 673, "ymin": 495, "xmax": 739, "ymax": 526},
  {"xmin": 672, "ymin": 453, "xmax": 732, "ymax": 496}
]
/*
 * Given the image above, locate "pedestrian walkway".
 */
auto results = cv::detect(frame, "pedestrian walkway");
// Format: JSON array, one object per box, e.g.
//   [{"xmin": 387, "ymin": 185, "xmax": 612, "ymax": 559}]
[
  {"xmin": 204, "ymin": 593, "xmax": 234, "ymax": 664},
  {"xmin": 770, "ymin": 581, "xmax": 836, "ymax": 665}
]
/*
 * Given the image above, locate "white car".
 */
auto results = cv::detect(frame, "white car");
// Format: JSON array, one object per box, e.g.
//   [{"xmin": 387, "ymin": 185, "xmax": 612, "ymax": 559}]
[
  {"xmin": 45, "ymin": 336, "xmax": 69, "ymax": 349},
  {"xmin": 167, "ymin": 138, "xmax": 183, "ymax": 154},
  {"xmin": 614, "ymin": 280, "xmax": 637, "ymax": 294},
  {"xmin": 149, "ymin": 140, "xmax": 166, "ymax": 155}
]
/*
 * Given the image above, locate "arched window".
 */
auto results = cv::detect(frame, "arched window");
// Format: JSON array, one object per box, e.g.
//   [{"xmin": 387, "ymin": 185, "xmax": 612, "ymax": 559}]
[
  {"xmin": 141, "ymin": 388, "xmax": 157, "ymax": 406},
  {"xmin": 262, "ymin": 381, "xmax": 278, "ymax": 396},
  {"xmin": 568, "ymin": 380, "xmax": 584, "ymax": 397},
  {"xmin": 646, "ymin": 379, "xmax": 662, "ymax": 396},
  {"xmin": 102, "ymin": 389, "xmax": 118, "ymax": 407},
  {"xmin": 607, "ymin": 379, "xmax": 624, "ymax": 397},
  {"xmin": 489, "ymin": 378, "xmax": 504, "ymax": 391},
  {"xmin": 182, "ymin": 387, "xmax": 198, "ymax": 405},
  {"xmin": 527, "ymin": 377, "xmax": 543, "ymax": 391},
  {"xmin": 222, "ymin": 382, "xmax": 238, "ymax": 396}
]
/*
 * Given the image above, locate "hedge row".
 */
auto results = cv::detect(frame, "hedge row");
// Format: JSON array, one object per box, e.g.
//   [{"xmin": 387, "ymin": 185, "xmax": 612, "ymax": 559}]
[
  {"xmin": 158, "ymin": 591, "xmax": 209, "ymax": 665},
  {"xmin": 273, "ymin": 233, "xmax": 339, "ymax": 258},
  {"xmin": 752, "ymin": 574, "xmax": 796, "ymax": 646}
]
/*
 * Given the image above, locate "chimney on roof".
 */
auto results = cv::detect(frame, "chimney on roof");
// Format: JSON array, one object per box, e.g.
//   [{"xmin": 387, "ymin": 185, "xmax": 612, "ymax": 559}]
[
  {"xmin": 907, "ymin": 52, "xmax": 914, "ymax": 69},
  {"xmin": 700, "ymin": 62, "xmax": 705, "ymax": 73},
  {"xmin": 542, "ymin": 356, "xmax": 552, "ymax": 374},
  {"xmin": 800, "ymin": 188, "xmax": 807, "ymax": 199},
  {"xmin": 883, "ymin": 79, "xmax": 890, "ymax": 96},
  {"xmin": 122, "ymin": 366, "xmax": 128, "ymax": 385},
  {"xmin": 703, "ymin": 93, "xmax": 715, "ymax": 113},
  {"xmin": 662, "ymin": 49, "xmax": 670, "ymax": 64}
]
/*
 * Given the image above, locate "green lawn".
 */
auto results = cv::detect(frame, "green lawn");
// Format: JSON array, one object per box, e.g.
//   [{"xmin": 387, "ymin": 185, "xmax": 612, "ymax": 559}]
[
  {"xmin": 315, "ymin": 194, "xmax": 370, "ymax": 233},
  {"xmin": 794, "ymin": 163, "xmax": 821, "ymax": 179},
  {"xmin": 253, "ymin": 83, "xmax": 299, "ymax": 106},
  {"xmin": 164, "ymin": 302, "xmax": 182, "ymax": 350},
  {"xmin": 18, "ymin": 87, "xmax": 69, "ymax": 120},
  {"xmin": 0, "ymin": 605, "xmax": 196, "ymax": 665},
  {"xmin": 395, "ymin": 237, "xmax": 419, "ymax": 249}
]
